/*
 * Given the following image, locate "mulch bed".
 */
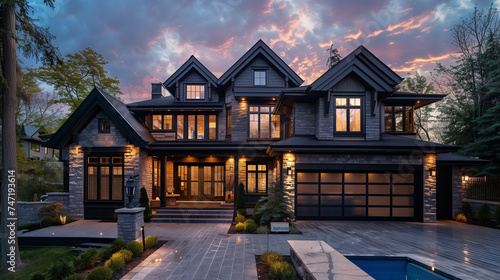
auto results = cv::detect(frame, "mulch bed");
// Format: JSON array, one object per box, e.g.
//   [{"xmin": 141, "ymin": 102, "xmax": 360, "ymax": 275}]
[
  {"xmin": 227, "ymin": 223, "xmax": 302, "ymax": 234},
  {"xmin": 255, "ymin": 255, "xmax": 300, "ymax": 280},
  {"xmin": 77, "ymin": 241, "xmax": 167, "ymax": 279}
]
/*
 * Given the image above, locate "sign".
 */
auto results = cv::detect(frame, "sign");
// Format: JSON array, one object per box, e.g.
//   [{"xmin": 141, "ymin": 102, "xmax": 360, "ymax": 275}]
[{"xmin": 270, "ymin": 222, "xmax": 289, "ymax": 233}]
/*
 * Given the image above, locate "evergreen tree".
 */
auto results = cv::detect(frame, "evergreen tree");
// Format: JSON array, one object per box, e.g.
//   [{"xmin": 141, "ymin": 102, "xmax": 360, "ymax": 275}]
[
  {"xmin": 255, "ymin": 181, "xmax": 294, "ymax": 226},
  {"xmin": 235, "ymin": 182, "xmax": 246, "ymax": 214},
  {"xmin": 139, "ymin": 187, "xmax": 152, "ymax": 222}
]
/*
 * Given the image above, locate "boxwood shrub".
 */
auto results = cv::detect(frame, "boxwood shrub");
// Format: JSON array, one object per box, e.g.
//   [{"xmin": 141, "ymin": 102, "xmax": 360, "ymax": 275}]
[
  {"xmin": 126, "ymin": 240, "xmax": 144, "ymax": 256},
  {"xmin": 86, "ymin": 267, "xmax": 113, "ymax": 280},
  {"xmin": 145, "ymin": 235, "xmax": 158, "ymax": 249}
]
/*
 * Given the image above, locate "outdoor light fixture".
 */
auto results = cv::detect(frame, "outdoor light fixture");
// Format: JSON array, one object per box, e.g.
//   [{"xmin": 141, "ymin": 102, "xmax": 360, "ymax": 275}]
[
  {"xmin": 141, "ymin": 226, "xmax": 146, "ymax": 251},
  {"xmin": 125, "ymin": 175, "xmax": 139, "ymax": 208},
  {"xmin": 287, "ymin": 166, "xmax": 292, "ymax": 175},
  {"xmin": 429, "ymin": 168, "xmax": 436, "ymax": 177},
  {"xmin": 464, "ymin": 175, "xmax": 469, "ymax": 181}
]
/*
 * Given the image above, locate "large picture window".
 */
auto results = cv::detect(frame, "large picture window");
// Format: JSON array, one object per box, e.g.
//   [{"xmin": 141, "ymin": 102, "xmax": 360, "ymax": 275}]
[
  {"xmin": 335, "ymin": 97, "xmax": 362, "ymax": 133},
  {"xmin": 86, "ymin": 155, "xmax": 124, "ymax": 201},
  {"xmin": 247, "ymin": 163, "xmax": 267, "ymax": 193},
  {"xmin": 249, "ymin": 106, "xmax": 280, "ymax": 139},
  {"xmin": 186, "ymin": 84, "xmax": 205, "ymax": 99},
  {"xmin": 384, "ymin": 106, "xmax": 414, "ymax": 133},
  {"xmin": 150, "ymin": 114, "xmax": 217, "ymax": 140}
]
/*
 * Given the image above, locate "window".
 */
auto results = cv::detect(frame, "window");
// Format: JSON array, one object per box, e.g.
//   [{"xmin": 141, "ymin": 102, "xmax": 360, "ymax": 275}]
[
  {"xmin": 226, "ymin": 108, "xmax": 232, "ymax": 139},
  {"xmin": 186, "ymin": 84, "xmax": 205, "ymax": 99},
  {"xmin": 247, "ymin": 163, "xmax": 267, "ymax": 193},
  {"xmin": 44, "ymin": 147, "xmax": 49, "ymax": 154},
  {"xmin": 98, "ymin": 118, "xmax": 111, "ymax": 133},
  {"xmin": 254, "ymin": 70, "xmax": 267, "ymax": 86},
  {"xmin": 152, "ymin": 115, "xmax": 173, "ymax": 130},
  {"xmin": 86, "ymin": 155, "xmax": 123, "ymax": 201},
  {"xmin": 249, "ymin": 106, "xmax": 280, "ymax": 139},
  {"xmin": 384, "ymin": 106, "xmax": 414, "ymax": 133},
  {"xmin": 335, "ymin": 97, "xmax": 362, "ymax": 133},
  {"xmin": 31, "ymin": 142, "xmax": 40, "ymax": 152}
]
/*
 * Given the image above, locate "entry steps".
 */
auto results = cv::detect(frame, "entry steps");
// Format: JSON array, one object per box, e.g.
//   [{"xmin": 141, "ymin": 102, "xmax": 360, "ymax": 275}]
[{"xmin": 151, "ymin": 208, "xmax": 233, "ymax": 223}]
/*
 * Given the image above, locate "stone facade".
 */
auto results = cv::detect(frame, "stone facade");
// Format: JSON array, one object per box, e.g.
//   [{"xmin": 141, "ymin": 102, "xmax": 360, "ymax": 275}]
[
  {"xmin": 451, "ymin": 166, "xmax": 463, "ymax": 218},
  {"xmin": 18, "ymin": 202, "xmax": 49, "ymax": 225},
  {"xmin": 294, "ymin": 102, "xmax": 316, "ymax": 136},
  {"xmin": 116, "ymin": 207, "xmax": 145, "ymax": 243},
  {"xmin": 79, "ymin": 112, "xmax": 127, "ymax": 147},
  {"xmin": 68, "ymin": 144, "xmax": 84, "ymax": 219},
  {"xmin": 423, "ymin": 154, "xmax": 437, "ymax": 223}
]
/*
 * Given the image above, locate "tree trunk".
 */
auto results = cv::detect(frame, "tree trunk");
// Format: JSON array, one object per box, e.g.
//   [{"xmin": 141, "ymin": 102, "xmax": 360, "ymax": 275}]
[{"xmin": 1, "ymin": 2, "xmax": 21, "ymax": 268}]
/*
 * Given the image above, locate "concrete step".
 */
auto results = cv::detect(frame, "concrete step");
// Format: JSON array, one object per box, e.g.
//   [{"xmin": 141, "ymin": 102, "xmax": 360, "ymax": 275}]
[
  {"xmin": 151, "ymin": 208, "xmax": 234, "ymax": 223},
  {"xmin": 154, "ymin": 209, "xmax": 233, "ymax": 215},
  {"xmin": 153, "ymin": 213, "xmax": 233, "ymax": 219},
  {"xmin": 150, "ymin": 218, "xmax": 232, "ymax": 223}
]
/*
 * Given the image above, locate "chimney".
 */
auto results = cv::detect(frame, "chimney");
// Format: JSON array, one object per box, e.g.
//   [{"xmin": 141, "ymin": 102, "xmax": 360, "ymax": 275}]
[{"xmin": 151, "ymin": 83, "xmax": 167, "ymax": 99}]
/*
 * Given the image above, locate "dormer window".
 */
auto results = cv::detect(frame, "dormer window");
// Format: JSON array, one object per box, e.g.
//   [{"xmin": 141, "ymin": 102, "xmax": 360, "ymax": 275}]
[
  {"xmin": 384, "ymin": 106, "xmax": 414, "ymax": 133},
  {"xmin": 335, "ymin": 97, "xmax": 362, "ymax": 133},
  {"xmin": 186, "ymin": 84, "xmax": 205, "ymax": 99},
  {"xmin": 254, "ymin": 70, "xmax": 267, "ymax": 86},
  {"xmin": 98, "ymin": 118, "xmax": 111, "ymax": 134}
]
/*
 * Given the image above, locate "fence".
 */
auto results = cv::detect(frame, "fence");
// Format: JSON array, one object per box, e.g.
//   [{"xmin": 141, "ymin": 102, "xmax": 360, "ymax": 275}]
[{"xmin": 463, "ymin": 178, "xmax": 500, "ymax": 202}]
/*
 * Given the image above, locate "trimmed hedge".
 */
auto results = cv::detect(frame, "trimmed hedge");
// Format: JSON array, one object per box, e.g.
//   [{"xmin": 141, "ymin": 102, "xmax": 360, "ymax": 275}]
[
  {"xmin": 126, "ymin": 240, "xmax": 144, "ymax": 256},
  {"xmin": 118, "ymin": 249, "xmax": 133, "ymax": 262},
  {"xmin": 235, "ymin": 222, "xmax": 245, "ymax": 231},
  {"xmin": 74, "ymin": 248, "xmax": 98, "ymax": 270},
  {"xmin": 86, "ymin": 267, "xmax": 113, "ymax": 280},
  {"xmin": 145, "ymin": 235, "xmax": 158, "ymax": 249},
  {"xmin": 105, "ymin": 253, "xmax": 125, "ymax": 271},
  {"xmin": 460, "ymin": 202, "xmax": 473, "ymax": 219},
  {"xmin": 476, "ymin": 203, "xmax": 491, "ymax": 224}
]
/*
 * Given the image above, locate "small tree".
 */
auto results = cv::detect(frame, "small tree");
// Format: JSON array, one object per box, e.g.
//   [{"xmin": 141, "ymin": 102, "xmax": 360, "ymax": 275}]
[
  {"xmin": 255, "ymin": 181, "xmax": 294, "ymax": 226},
  {"xmin": 139, "ymin": 187, "xmax": 152, "ymax": 222},
  {"xmin": 235, "ymin": 182, "xmax": 246, "ymax": 215}
]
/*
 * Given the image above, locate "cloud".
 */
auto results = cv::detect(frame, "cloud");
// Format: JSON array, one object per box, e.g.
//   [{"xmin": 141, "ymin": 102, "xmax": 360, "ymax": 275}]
[{"xmin": 387, "ymin": 11, "xmax": 436, "ymax": 35}]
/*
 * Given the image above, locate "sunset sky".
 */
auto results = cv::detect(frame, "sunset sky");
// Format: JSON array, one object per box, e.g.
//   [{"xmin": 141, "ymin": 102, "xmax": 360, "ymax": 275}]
[{"xmin": 24, "ymin": 0, "xmax": 499, "ymax": 103}]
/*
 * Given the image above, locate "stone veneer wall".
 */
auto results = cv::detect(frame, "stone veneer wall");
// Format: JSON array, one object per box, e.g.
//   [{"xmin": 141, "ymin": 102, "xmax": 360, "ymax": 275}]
[
  {"xmin": 282, "ymin": 153, "xmax": 295, "ymax": 212},
  {"xmin": 294, "ymin": 102, "xmax": 316, "ymax": 136},
  {"xmin": 423, "ymin": 154, "xmax": 437, "ymax": 223},
  {"xmin": 78, "ymin": 112, "xmax": 127, "ymax": 147},
  {"xmin": 124, "ymin": 147, "xmax": 152, "ymax": 206},
  {"xmin": 225, "ymin": 158, "xmax": 235, "ymax": 196},
  {"xmin": 238, "ymin": 158, "xmax": 247, "ymax": 186},
  {"xmin": 68, "ymin": 144, "xmax": 84, "ymax": 219},
  {"xmin": 18, "ymin": 202, "xmax": 49, "ymax": 225},
  {"xmin": 451, "ymin": 166, "xmax": 463, "ymax": 218}
]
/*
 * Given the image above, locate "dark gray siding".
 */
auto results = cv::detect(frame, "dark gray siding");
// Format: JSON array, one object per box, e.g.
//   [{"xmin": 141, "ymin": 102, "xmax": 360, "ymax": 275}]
[
  {"xmin": 294, "ymin": 102, "xmax": 316, "ymax": 136},
  {"xmin": 234, "ymin": 56, "xmax": 285, "ymax": 87},
  {"xmin": 179, "ymin": 71, "xmax": 219, "ymax": 102}
]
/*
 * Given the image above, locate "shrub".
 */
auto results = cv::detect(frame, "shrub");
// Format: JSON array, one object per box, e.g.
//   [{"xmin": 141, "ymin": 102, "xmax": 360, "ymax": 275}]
[
  {"xmin": 237, "ymin": 208, "xmax": 247, "ymax": 216},
  {"xmin": 245, "ymin": 222, "xmax": 257, "ymax": 233},
  {"xmin": 244, "ymin": 219, "xmax": 256, "ymax": 225},
  {"xmin": 476, "ymin": 203, "xmax": 491, "ymax": 224},
  {"xmin": 19, "ymin": 223, "xmax": 40, "ymax": 231},
  {"xmin": 66, "ymin": 216, "xmax": 75, "ymax": 223},
  {"xmin": 118, "ymin": 249, "xmax": 133, "ymax": 262},
  {"xmin": 145, "ymin": 235, "xmax": 158, "ymax": 249},
  {"xmin": 31, "ymin": 272, "xmax": 46, "ymax": 280},
  {"xmin": 38, "ymin": 202, "xmax": 63, "ymax": 217},
  {"xmin": 126, "ymin": 241, "xmax": 144, "ymax": 256},
  {"xmin": 255, "ymin": 181, "xmax": 294, "ymax": 226},
  {"xmin": 256, "ymin": 225, "xmax": 269, "ymax": 234},
  {"xmin": 455, "ymin": 213, "xmax": 468, "ymax": 223},
  {"xmin": 460, "ymin": 202, "xmax": 473, "ymax": 219},
  {"xmin": 113, "ymin": 213, "xmax": 118, "ymax": 222},
  {"xmin": 54, "ymin": 215, "xmax": 66, "ymax": 225},
  {"xmin": 139, "ymin": 187, "xmax": 153, "ymax": 222},
  {"xmin": 48, "ymin": 261, "xmax": 74, "ymax": 280},
  {"xmin": 270, "ymin": 260, "xmax": 296, "ymax": 280},
  {"xmin": 75, "ymin": 248, "xmax": 98, "ymax": 270},
  {"xmin": 261, "ymin": 251, "xmax": 283, "ymax": 266},
  {"xmin": 234, "ymin": 214, "xmax": 246, "ymax": 223},
  {"xmin": 40, "ymin": 216, "xmax": 56, "ymax": 228},
  {"xmin": 86, "ymin": 267, "xmax": 113, "ymax": 280},
  {"xmin": 99, "ymin": 238, "xmax": 125, "ymax": 261},
  {"xmin": 253, "ymin": 199, "xmax": 265, "ymax": 224},
  {"xmin": 235, "ymin": 182, "xmax": 247, "ymax": 214},
  {"xmin": 495, "ymin": 205, "xmax": 500, "ymax": 226},
  {"xmin": 289, "ymin": 225, "xmax": 300, "ymax": 234},
  {"xmin": 235, "ymin": 222, "xmax": 246, "ymax": 231},
  {"xmin": 105, "ymin": 253, "xmax": 125, "ymax": 271},
  {"xmin": 62, "ymin": 273, "xmax": 84, "ymax": 280}
]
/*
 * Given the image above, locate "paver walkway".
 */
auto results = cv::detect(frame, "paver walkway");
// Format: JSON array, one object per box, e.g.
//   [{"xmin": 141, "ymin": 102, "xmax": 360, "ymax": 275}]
[{"xmin": 19, "ymin": 220, "xmax": 500, "ymax": 279}]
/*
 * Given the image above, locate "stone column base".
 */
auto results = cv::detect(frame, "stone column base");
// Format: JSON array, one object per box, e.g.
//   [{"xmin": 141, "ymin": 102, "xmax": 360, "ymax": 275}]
[{"xmin": 115, "ymin": 207, "xmax": 145, "ymax": 243}]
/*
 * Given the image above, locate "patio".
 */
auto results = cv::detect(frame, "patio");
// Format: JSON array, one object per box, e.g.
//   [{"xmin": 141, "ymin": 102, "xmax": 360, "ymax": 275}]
[{"xmin": 19, "ymin": 220, "xmax": 500, "ymax": 279}]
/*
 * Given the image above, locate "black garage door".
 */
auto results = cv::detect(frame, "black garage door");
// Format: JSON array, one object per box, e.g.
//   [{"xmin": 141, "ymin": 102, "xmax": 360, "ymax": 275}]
[{"xmin": 296, "ymin": 172, "xmax": 417, "ymax": 220}]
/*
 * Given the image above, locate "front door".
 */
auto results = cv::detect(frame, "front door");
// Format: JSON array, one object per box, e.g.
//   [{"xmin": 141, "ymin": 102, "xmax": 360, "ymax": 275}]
[{"xmin": 176, "ymin": 164, "xmax": 224, "ymax": 201}]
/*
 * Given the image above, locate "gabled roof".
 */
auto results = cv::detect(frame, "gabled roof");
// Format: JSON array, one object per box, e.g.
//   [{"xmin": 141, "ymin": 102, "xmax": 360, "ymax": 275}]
[
  {"xmin": 311, "ymin": 45, "xmax": 403, "ymax": 92},
  {"xmin": 164, "ymin": 56, "xmax": 218, "ymax": 89},
  {"xmin": 218, "ymin": 39, "xmax": 303, "ymax": 87},
  {"xmin": 44, "ymin": 87, "xmax": 154, "ymax": 149},
  {"xmin": 19, "ymin": 125, "xmax": 45, "ymax": 143}
]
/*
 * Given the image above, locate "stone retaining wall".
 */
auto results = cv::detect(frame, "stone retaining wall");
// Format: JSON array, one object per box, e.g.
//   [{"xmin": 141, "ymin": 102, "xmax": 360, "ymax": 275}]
[{"xmin": 18, "ymin": 202, "xmax": 49, "ymax": 226}]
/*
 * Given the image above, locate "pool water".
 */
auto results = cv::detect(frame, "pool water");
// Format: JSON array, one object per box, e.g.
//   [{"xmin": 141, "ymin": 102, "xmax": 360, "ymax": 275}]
[{"xmin": 347, "ymin": 257, "xmax": 460, "ymax": 280}]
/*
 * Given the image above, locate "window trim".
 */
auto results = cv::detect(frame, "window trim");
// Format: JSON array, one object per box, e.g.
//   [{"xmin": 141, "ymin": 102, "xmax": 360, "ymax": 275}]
[
  {"xmin": 246, "ymin": 162, "xmax": 268, "ymax": 194},
  {"xmin": 150, "ymin": 113, "xmax": 218, "ymax": 140},
  {"xmin": 253, "ymin": 70, "xmax": 268, "ymax": 86},
  {"xmin": 31, "ymin": 142, "xmax": 40, "ymax": 152},
  {"xmin": 248, "ymin": 105, "xmax": 281, "ymax": 140},
  {"xmin": 185, "ymin": 83, "xmax": 206, "ymax": 100},
  {"xmin": 84, "ymin": 154, "xmax": 124, "ymax": 202},
  {"xmin": 333, "ymin": 96, "xmax": 364, "ymax": 135}
]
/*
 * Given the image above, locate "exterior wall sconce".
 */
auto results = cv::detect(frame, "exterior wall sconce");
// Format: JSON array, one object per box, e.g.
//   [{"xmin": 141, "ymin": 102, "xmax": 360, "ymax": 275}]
[
  {"xmin": 287, "ymin": 166, "xmax": 292, "ymax": 175},
  {"xmin": 125, "ymin": 174, "xmax": 139, "ymax": 208},
  {"xmin": 464, "ymin": 175, "xmax": 469, "ymax": 181},
  {"xmin": 429, "ymin": 168, "xmax": 436, "ymax": 177}
]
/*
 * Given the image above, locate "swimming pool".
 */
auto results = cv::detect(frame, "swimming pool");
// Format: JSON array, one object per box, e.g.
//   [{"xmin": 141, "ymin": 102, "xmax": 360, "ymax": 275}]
[{"xmin": 347, "ymin": 256, "xmax": 460, "ymax": 280}]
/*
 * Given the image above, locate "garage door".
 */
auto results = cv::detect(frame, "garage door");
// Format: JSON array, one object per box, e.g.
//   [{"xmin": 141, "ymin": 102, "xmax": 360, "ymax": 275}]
[{"xmin": 296, "ymin": 172, "xmax": 415, "ymax": 220}]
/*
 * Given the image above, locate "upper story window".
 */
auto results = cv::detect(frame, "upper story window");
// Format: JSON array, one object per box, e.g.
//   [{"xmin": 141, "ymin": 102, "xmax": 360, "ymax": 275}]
[
  {"xmin": 186, "ymin": 84, "xmax": 205, "ymax": 100},
  {"xmin": 254, "ymin": 70, "xmax": 267, "ymax": 86},
  {"xmin": 249, "ymin": 105, "xmax": 280, "ymax": 139},
  {"xmin": 150, "ymin": 113, "xmax": 216, "ymax": 140},
  {"xmin": 335, "ymin": 97, "xmax": 362, "ymax": 133},
  {"xmin": 384, "ymin": 106, "xmax": 414, "ymax": 133},
  {"xmin": 31, "ymin": 142, "xmax": 40, "ymax": 152},
  {"xmin": 98, "ymin": 118, "xmax": 111, "ymax": 133}
]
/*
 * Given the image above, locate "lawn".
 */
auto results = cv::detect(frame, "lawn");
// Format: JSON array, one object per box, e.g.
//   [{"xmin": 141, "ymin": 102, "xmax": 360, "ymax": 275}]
[{"xmin": 0, "ymin": 247, "xmax": 77, "ymax": 280}]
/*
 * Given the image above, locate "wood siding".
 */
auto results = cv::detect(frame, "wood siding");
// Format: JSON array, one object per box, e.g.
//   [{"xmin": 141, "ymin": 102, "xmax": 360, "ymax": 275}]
[{"xmin": 234, "ymin": 56, "xmax": 285, "ymax": 87}]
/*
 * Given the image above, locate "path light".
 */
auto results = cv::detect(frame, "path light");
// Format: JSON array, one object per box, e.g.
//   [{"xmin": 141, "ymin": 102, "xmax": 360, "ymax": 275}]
[{"xmin": 141, "ymin": 226, "xmax": 146, "ymax": 251}]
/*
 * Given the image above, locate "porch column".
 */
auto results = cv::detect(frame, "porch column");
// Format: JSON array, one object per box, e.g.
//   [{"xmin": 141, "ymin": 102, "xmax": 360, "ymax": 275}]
[
  {"xmin": 233, "ymin": 155, "xmax": 239, "ymax": 213},
  {"xmin": 423, "ymin": 154, "xmax": 437, "ymax": 223}
]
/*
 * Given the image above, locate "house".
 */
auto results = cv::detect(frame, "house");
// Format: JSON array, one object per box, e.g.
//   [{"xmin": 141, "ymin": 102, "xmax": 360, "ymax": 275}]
[
  {"xmin": 19, "ymin": 125, "xmax": 57, "ymax": 161},
  {"xmin": 44, "ymin": 40, "xmax": 482, "ymax": 222}
]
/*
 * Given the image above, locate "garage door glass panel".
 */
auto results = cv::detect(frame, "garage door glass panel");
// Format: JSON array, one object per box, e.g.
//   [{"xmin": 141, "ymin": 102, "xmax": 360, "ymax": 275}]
[
  {"xmin": 345, "ymin": 207, "xmax": 366, "ymax": 216},
  {"xmin": 345, "ymin": 173, "xmax": 366, "ymax": 183},
  {"xmin": 321, "ymin": 184, "xmax": 342, "ymax": 194},
  {"xmin": 345, "ymin": 184, "xmax": 366, "ymax": 194},
  {"xmin": 321, "ymin": 195, "xmax": 342, "ymax": 205},
  {"xmin": 368, "ymin": 173, "xmax": 391, "ymax": 183},
  {"xmin": 344, "ymin": 196, "xmax": 366, "ymax": 206},
  {"xmin": 297, "ymin": 184, "xmax": 318, "ymax": 194},
  {"xmin": 368, "ymin": 196, "xmax": 390, "ymax": 206},
  {"xmin": 297, "ymin": 172, "xmax": 318, "ymax": 182},
  {"xmin": 321, "ymin": 207, "xmax": 342, "ymax": 216},
  {"xmin": 297, "ymin": 206, "xmax": 318, "ymax": 217},
  {"xmin": 297, "ymin": 195, "xmax": 318, "ymax": 204},
  {"xmin": 368, "ymin": 207, "xmax": 390, "ymax": 217},
  {"xmin": 393, "ymin": 185, "xmax": 414, "ymax": 195},
  {"xmin": 369, "ymin": 185, "xmax": 390, "ymax": 194},
  {"xmin": 393, "ymin": 173, "xmax": 414, "ymax": 184},
  {"xmin": 392, "ymin": 207, "xmax": 413, "ymax": 217},
  {"xmin": 321, "ymin": 173, "xmax": 342, "ymax": 183},
  {"xmin": 393, "ymin": 196, "xmax": 414, "ymax": 206}
]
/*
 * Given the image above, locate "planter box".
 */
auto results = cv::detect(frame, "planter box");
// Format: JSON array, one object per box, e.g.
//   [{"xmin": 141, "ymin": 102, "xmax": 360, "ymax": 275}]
[{"xmin": 150, "ymin": 200, "xmax": 160, "ymax": 208}]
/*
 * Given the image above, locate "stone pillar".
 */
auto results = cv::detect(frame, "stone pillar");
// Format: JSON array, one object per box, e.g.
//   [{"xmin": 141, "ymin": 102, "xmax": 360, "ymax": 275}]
[
  {"xmin": 282, "ymin": 153, "xmax": 295, "ymax": 213},
  {"xmin": 115, "ymin": 207, "xmax": 145, "ymax": 243},
  {"xmin": 68, "ymin": 144, "xmax": 84, "ymax": 220},
  {"xmin": 451, "ymin": 166, "xmax": 463, "ymax": 218},
  {"xmin": 423, "ymin": 154, "xmax": 437, "ymax": 223}
]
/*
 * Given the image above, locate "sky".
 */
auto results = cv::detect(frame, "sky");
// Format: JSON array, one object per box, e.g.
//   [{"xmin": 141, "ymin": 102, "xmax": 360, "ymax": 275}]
[{"xmin": 24, "ymin": 0, "xmax": 499, "ymax": 103}]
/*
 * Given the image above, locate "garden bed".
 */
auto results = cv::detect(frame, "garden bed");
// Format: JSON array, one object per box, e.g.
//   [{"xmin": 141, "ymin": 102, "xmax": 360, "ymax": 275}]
[
  {"xmin": 255, "ymin": 255, "xmax": 300, "ymax": 280},
  {"xmin": 227, "ymin": 223, "xmax": 301, "ymax": 234}
]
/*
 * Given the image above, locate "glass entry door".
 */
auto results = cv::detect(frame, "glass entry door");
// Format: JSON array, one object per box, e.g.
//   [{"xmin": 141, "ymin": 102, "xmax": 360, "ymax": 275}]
[{"xmin": 176, "ymin": 164, "xmax": 224, "ymax": 201}]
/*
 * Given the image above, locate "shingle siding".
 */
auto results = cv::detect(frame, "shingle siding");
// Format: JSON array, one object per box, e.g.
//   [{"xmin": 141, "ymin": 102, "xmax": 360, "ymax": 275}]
[
  {"xmin": 79, "ymin": 111, "xmax": 128, "ymax": 147},
  {"xmin": 294, "ymin": 103, "xmax": 316, "ymax": 136},
  {"xmin": 234, "ymin": 56, "xmax": 285, "ymax": 87}
]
